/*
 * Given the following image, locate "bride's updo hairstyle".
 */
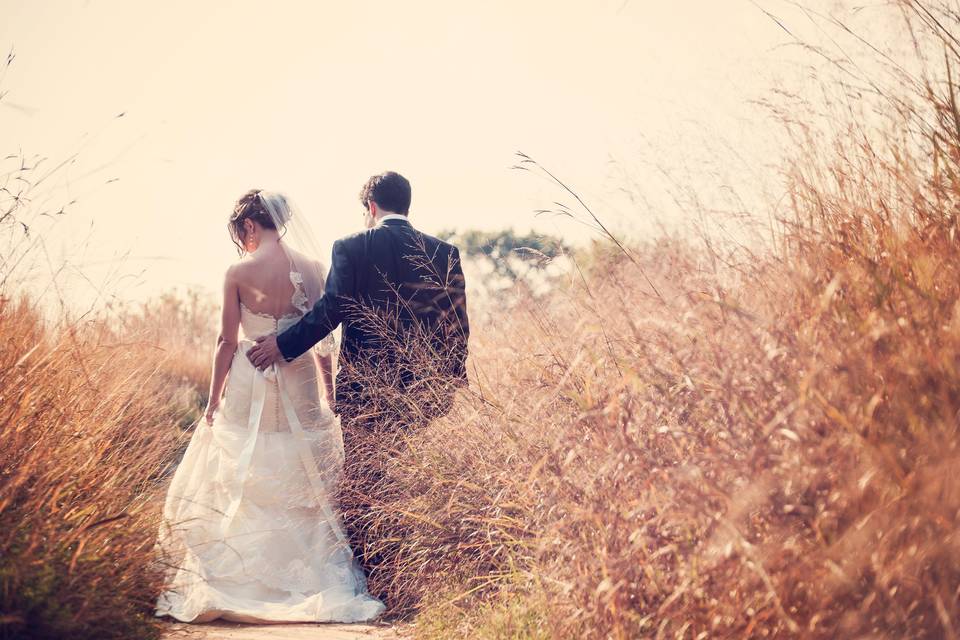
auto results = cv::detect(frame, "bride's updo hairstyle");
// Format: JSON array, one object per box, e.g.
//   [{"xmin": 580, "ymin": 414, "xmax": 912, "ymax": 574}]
[{"xmin": 228, "ymin": 189, "xmax": 291, "ymax": 255}]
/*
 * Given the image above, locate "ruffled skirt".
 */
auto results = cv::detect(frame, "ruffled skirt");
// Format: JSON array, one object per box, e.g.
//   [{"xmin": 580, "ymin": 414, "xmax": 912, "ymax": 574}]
[{"xmin": 155, "ymin": 346, "xmax": 384, "ymax": 623}]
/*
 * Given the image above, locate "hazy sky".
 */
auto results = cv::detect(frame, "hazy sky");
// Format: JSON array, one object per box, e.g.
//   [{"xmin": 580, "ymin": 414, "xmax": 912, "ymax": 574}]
[{"xmin": 0, "ymin": 1, "xmax": 873, "ymax": 306}]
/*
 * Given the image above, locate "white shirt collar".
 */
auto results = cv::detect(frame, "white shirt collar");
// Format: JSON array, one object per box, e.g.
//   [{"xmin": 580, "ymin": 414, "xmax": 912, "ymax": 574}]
[{"xmin": 377, "ymin": 213, "xmax": 409, "ymax": 225}]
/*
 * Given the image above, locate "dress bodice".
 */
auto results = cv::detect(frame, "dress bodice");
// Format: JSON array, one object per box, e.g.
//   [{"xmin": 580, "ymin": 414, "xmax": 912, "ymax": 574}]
[{"xmin": 240, "ymin": 306, "xmax": 303, "ymax": 340}]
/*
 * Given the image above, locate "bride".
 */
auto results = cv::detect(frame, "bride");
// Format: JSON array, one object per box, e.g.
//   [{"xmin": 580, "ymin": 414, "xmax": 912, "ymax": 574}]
[{"xmin": 154, "ymin": 190, "xmax": 385, "ymax": 623}]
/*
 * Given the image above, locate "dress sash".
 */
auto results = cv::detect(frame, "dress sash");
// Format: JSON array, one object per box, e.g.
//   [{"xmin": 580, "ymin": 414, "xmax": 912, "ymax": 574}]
[{"xmin": 221, "ymin": 355, "xmax": 349, "ymax": 551}]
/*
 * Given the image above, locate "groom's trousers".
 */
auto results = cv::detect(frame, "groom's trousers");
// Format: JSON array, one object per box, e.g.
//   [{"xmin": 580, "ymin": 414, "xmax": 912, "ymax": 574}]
[{"xmin": 335, "ymin": 378, "xmax": 458, "ymax": 595}]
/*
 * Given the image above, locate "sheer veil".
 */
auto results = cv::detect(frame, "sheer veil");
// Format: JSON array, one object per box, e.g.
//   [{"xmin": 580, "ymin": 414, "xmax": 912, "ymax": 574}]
[{"xmin": 257, "ymin": 191, "xmax": 326, "ymax": 310}]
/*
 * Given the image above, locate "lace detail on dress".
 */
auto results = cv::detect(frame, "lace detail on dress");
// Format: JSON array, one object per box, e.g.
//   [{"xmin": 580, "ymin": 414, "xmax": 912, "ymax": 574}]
[
  {"xmin": 315, "ymin": 332, "xmax": 337, "ymax": 357},
  {"xmin": 290, "ymin": 271, "xmax": 337, "ymax": 357},
  {"xmin": 290, "ymin": 271, "xmax": 310, "ymax": 314},
  {"xmin": 240, "ymin": 302, "xmax": 300, "ymax": 323}
]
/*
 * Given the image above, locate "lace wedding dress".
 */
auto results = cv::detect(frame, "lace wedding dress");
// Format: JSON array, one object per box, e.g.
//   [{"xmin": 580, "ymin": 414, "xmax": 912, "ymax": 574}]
[{"xmin": 155, "ymin": 270, "xmax": 385, "ymax": 623}]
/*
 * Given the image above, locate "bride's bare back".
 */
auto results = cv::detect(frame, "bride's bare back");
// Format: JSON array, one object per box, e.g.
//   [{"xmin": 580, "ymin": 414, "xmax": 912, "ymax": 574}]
[{"xmin": 233, "ymin": 242, "xmax": 301, "ymax": 319}]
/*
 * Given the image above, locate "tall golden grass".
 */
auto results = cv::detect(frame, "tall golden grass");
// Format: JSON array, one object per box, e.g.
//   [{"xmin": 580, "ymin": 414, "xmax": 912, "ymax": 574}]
[
  {"xmin": 0, "ymin": 294, "xmax": 212, "ymax": 640},
  {"xmin": 341, "ymin": 4, "xmax": 960, "ymax": 638},
  {"xmin": 3, "ymin": 2, "xmax": 960, "ymax": 639}
]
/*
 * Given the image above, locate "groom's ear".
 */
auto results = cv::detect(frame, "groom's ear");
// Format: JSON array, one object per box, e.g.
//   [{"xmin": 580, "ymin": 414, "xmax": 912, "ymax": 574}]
[{"xmin": 368, "ymin": 201, "xmax": 378, "ymax": 217}]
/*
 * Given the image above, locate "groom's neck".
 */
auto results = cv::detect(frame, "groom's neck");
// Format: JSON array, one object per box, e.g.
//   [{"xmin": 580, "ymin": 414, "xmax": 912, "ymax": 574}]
[{"xmin": 374, "ymin": 210, "xmax": 405, "ymax": 222}]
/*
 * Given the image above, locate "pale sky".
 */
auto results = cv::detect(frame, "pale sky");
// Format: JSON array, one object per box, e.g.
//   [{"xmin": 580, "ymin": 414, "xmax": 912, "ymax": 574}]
[{"xmin": 0, "ymin": 1, "xmax": 885, "ymax": 307}]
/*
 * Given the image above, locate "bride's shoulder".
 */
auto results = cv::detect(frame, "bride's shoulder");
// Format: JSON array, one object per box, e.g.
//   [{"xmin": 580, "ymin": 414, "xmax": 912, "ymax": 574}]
[
  {"xmin": 224, "ymin": 259, "xmax": 253, "ymax": 283},
  {"xmin": 226, "ymin": 259, "xmax": 246, "ymax": 274}
]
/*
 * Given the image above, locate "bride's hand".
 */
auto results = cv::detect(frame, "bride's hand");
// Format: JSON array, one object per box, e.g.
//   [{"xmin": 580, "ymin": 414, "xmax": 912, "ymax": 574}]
[{"xmin": 204, "ymin": 400, "xmax": 219, "ymax": 425}]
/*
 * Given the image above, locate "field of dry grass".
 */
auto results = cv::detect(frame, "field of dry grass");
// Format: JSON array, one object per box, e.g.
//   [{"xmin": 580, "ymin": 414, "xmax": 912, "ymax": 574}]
[
  {"xmin": 0, "ymin": 293, "xmax": 212, "ymax": 639},
  {"xmin": 346, "ymin": 5, "xmax": 960, "ymax": 638},
  {"xmin": 3, "ymin": 2, "xmax": 960, "ymax": 639}
]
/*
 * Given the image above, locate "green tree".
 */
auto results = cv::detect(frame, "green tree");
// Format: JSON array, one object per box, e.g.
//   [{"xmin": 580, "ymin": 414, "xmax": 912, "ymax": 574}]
[{"xmin": 438, "ymin": 228, "xmax": 570, "ymax": 284}]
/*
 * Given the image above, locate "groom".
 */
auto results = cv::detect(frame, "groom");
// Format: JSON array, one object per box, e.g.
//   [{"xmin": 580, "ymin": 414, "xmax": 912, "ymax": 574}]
[{"xmin": 248, "ymin": 170, "xmax": 469, "ymax": 415}]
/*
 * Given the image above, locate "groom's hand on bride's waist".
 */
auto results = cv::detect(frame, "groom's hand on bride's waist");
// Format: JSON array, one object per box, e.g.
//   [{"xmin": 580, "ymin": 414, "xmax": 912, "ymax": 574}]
[{"xmin": 248, "ymin": 335, "xmax": 282, "ymax": 370}]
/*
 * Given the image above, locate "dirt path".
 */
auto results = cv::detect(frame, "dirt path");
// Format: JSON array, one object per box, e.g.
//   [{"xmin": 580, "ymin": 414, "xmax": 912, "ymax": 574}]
[{"xmin": 163, "ymin": 621, "xmax": 404, "ymax": 640}]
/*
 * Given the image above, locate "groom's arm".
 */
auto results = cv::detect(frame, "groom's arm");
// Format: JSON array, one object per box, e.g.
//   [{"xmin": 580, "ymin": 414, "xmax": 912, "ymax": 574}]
[{"xmin": 276, "ymin": 239, "xmax": 355, "ymax": 362}]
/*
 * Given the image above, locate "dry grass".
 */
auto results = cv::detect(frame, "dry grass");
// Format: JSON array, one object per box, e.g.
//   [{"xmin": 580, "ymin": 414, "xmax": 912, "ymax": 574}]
[
  {"xmin": 341, "ymin": 4, "xmax": 960, "ymax": 639},
  {"xmin": 0, "ymin": 294, "xmax": 212, "ymax": 640}
]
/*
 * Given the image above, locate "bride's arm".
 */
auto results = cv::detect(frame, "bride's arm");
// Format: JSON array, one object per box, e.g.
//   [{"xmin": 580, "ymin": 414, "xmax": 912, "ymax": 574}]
[
  {"xmin": 315, "ymin": 352, "xmax": 335, "ymax": 409},
  {"xmin": 205, "ymin": 267, "xmax": 241, "ymax": 425}
]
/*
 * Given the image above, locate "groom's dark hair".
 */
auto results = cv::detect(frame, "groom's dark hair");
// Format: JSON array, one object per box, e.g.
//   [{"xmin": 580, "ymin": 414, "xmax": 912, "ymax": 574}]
[{"xmin": 359, "ymin": 171, "xmax": 411, "ymax": 215}]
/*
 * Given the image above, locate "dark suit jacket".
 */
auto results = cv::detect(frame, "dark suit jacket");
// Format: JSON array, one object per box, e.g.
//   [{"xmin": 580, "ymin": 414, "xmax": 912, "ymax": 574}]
[{"xmin": 276, "ymin": 218, "xmax": 469, "ymax": 422}]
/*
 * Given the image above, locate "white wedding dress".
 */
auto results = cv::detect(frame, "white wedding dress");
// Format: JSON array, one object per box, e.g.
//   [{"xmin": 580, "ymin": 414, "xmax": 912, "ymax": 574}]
[{"xmin": 155, "ymin": 270, "xmax": 385, "ymax": 624}]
